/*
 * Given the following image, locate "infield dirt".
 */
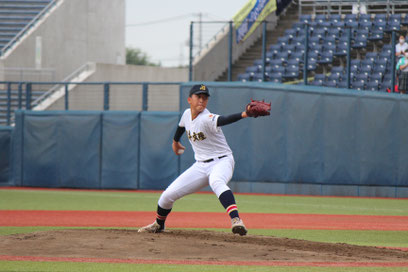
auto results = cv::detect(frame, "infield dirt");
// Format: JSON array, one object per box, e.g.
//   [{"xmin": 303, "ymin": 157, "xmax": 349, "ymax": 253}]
[{"xmin": 1, "ymin": 229, "xmax": 407, "ymax": 265}]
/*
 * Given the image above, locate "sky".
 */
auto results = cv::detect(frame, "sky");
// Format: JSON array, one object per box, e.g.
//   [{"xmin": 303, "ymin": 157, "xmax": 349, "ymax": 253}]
[{"xmin": 125, "ymin": 0, "xmax": 249, "ymax": 67}]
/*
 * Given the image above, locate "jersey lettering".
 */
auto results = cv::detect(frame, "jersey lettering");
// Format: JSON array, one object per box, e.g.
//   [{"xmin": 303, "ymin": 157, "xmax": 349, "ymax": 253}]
[{"xmin": 187, "ymin": 130, "xmax": 206, "ymax": 142}]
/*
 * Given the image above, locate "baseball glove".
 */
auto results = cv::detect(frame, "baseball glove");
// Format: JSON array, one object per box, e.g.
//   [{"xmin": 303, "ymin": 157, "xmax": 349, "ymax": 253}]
[{"xmin": 245, "ymin": 99, "xmax": 271, "ymax": 118}]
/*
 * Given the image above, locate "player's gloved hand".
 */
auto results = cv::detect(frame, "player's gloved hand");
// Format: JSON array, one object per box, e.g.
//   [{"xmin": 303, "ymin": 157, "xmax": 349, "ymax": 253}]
[{"xmin": 245, "ymin": 99, "xmax": 271, "ymax": 118}]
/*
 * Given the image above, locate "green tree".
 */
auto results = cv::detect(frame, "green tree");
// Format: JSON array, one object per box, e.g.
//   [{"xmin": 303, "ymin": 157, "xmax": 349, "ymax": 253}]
[{"xmin": 126, "ymin": 47, "xmax": 160, "ymax": 66}]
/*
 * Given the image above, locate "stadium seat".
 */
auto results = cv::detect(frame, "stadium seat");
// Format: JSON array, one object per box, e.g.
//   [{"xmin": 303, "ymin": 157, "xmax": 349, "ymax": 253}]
[
  {"xmin": 309, "ymin": 44, "xmax": 323, "ymax": 55},
  {"xmin": 351, "ymin": 59, "xmax": 361, "ymax": 71},
  {"xmin": 292, "ymin": 22, "xmax": 303, "ymax": 32},
  {"xmin": 270, "ymin": 59, "xmax": 283, "ymax": 69},
  {"xmin": 329, "ymin": 14, "xmax": 341, "ymax": 23},
  {"xmin": 238, "ymin": 73, "xmax": 251, "ymax": 82},
  {"xmin": 323, "ymin": 36, "xmax": 336, "ymax": 47},
  {"xmin": 402, "ymin": 15, "xmax": 408, "ymax": 26},
  {"xmin": 374, "ymin": 14, "xmax": 387, "ymax": 24},
  {"xmin": 360, "ymin": 65, "xmax": 373, "ymax": 77},
  {"xmin": 358, "ymin": 14, "xmax": 372, "ymax": 23},
  {"xmin": 245, "ymin": 66, "xmax": 259, "ymax": 77},
  {"xmin": 318, "ymin": 51, "xmax": 333, "ymax": 64},
  {"xmin": 323, "ymin": 44, "xmax": 336, "ymax": 54},
  {"xmin": 359, "ymin": 21, "xmax": 373, "ymax": 30},
  {"xmin": 311, "ymin": 73, "xmax": 325, "ymax": 86},
  {"xmin": 284, "ymin": 29, "xmax": 298, "ymax": 39},
  {"xmin": 368, "ymin": 29, "xmax": 384, "ymax": 41},
  {"xmin": 307, "ymin": 60, "xmax": 317, "ymax": 71},
  {"xmin": 386, "ymin": 21, "xmax": 401, "ymax": 32},
  {"xmin": 269, "ymin": 44, "xmax": 281, "ymax": 54},
  {"xmin": 331, "ymin": 66, "xmax": 344, "ymax": 77},
  {"xmin": 272, "ymin": 66, "xmax": 285, "ymax": 77},
  {"xmin": 332, "ymin": 20, "xmax": 345, "ymax": 30},
  {"xmin": 269, "ymin": 73, "xmax": 283, "ymax": 83},
  {"xmin": 277, "ymin": 36, "xmax": 291, "ymax": 47},
  {"xmin": 282, "ymin": 44, "xmax": 296, "ymax": 55},
  {"xmin": 312, "ymin": 28, "xmax": 326, "ymax": 39},
  {"xmin": 308, "ymin": 51, "xmax": 319, "ymax": 63},
  {"xmin": 335, "ymin": 43, "xmax": 348, "ymax": 57},
  {"xmin": 337, "ymin": 80, "xmax": 349, "ymax": 88},
  {"xmin": 292, "ymin": 35, "xmax": 305, "ymax": 46},
  {"xmin": 366, "ymin": 80, "xmax": 380, "ymax": 91},
  {"xmin": 283, "ymin": 66, "xmax": 300, "ymax": 79},
  {"xmin": 351, "ymin": 80, "xmax": 365, "ymax": 90},
  {"xmin": 365, "ymin": 52, "xmax": 378, "ymax": 63},
  {"xmin": 373, "ymin": 20, "xmax": 386, "ymax": 31},
  {"xmin": 326, "ymin": 28, "xmax": 340, "ymax": 40},
  {"xmin": 275, "ymin": 52, "xmax": 289, "ymax": 62},
  {"xmin": 308, "ymin": 36, "xmax": 321, "ymax": 48},
  {"xmin": 369, "ymin": 73, "xmax": 383, "ymax": 84},
  {"xmin": 352, "ymin": 36, "xmax": 367, "ymax": 49},
  {"xmin": 381, "ymin": 44, "xmax": 393, "ymax": 55},
  {"xmin": 252, "ymin": 73, "xmax": 265, "ymax": 82},
  {"xmin": 315, "ymin": 14, "xmax": 327, "ymax": 24},
  {"xmin": 300, "ymin": 14, "xmax": 312, "ymax": 24},
  {"xmin": 289, "ymin": 51, "xmax": 304, "ymax": 62},
  {"xmin": 389, "ymin": 14, "xmax": 402, "ymax": 25},
  {"xmin": 355, "ymin": 73, "xmax": 369, "ymax": 82}
]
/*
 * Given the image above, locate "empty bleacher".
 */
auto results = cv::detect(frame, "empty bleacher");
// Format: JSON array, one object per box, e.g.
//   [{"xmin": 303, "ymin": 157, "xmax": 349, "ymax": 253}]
[
  {"xmin": 0, "ymin": 0, "xmax": 54, "ymax": 54},
  {"xmin": 236, "ymin": 11, "xmax": 406, "ymax": 92}
]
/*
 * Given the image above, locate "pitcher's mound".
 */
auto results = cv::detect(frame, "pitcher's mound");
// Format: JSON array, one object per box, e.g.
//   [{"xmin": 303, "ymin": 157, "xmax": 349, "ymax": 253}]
[{"xmin": 1, "ymin": 229, "xmax": 407, "ymax": 264}]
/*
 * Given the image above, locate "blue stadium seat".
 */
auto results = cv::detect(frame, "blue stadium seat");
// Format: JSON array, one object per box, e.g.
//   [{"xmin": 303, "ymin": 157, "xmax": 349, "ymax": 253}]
[
  {"xmin": 385, "ymin": 21, "xmax": 400, "ymax": 32},
  {"xmin": 287, "ymin": 58, "xmax": 300, "ymax": 67},
  {"xmin": 389, "ymin": 14, "xmax": 402, "ymax": 25},
  {"xmin": 369, "ymin": 73, "xmax": 383, "ymax": 84},
  {"xmin": 402, "ymin": 15, "xmax": 408, "ymax": 26},
  {"xmin": 365, "ymin": 52, "xmax": 378, "ymax": 62},
  {"xmin": 331, "ymin": 66, "xmax": 344, "ymax": 77},
  {"xmin": 312, "ymin": 28, "xmax": 326, "ymax": 39},
  {"xmin": 373, "ymin": 20, "xmax": 386, "ymax": 31},
  {"xmin": 359, "ymin": 21, "xmax": 373, "ymax": 30},
  {"xmin": 308, "ymin": 36, "xmax": 321, "ymax": 47},
  {"xmin": 323, "ymin": 44, "xmax": 336, "ymax": 54},
  {"xmin": 292, "ymin": 22, "xmax": 303, "ymax": 32},
  {"xmin": 382, "ymin": 44, "xmax": 393, "ymax": 54},
  {"xmin": 272, "ymin": 66, "xmax": 285, "ymax": 77},
  {"xmin": 332, "ymin": 20, "xmax": 345, "ymax": 30},
  {"xmin": 368, "ymin": 29, "xmax": 384, "ymax": 41},
  {"xmin": 307, "ymin": 60, "xmax": 317, "ymax": 71},
  {"xmin": 289, "ymin": 51, "xmax": 304, "ymax": 62},
  {"xmin": 360, "ymin": 65, "xmax": 373, "ymax": 77},
  {"xmin": 292, "ymin": 35, "xmax": 305, "ymax": 46},
  {"xmin": 285, "ymin": 29, "xmax": 298, "ymax": 39},
  {"xmin": 335, "ymin": 43, "xmax": 348, "ymax": 57},
  {"xmin": 356, "ymin": 29, "xmax": 369, "ymax": 39},
  {"xmin": 300, "ymin": 14, "xmax": 312, "ymax": 24},
  {"xmin": 351, "ymin": 80, "xmax": 365, "ymax": 90},
  {"xmin": 337, "ymin": 80, "xmax": 349, "ymax": 88},
  {"xmin": 327, "ymin": 73, "xmax": 341, "ymax": 82},
  {"xmin": 351, "ymin": 59, "xmax": 361, "ymax": 71},
  {"xmin": 329, "ymin": 14, "xmax": 341, "ymax": 23},
  {"xmin": 309, "ymin": 44, "xmax": 323, "ymax": 55},
  {"xmin": 269, "ymin": 44, "xmax": 281, "ymax": 55},
  {"xmin": 352, "ymin": 36, "xmax": 367, "ymax": 49},
  {"xmin": 275, "ymin": 51, "xmax": 289, "ymax": 62},
  {"xmin": 308, "ymin": 51, "xmax": 319, "ymax": 63},
  {"xmin": 270, "ymin": 59, "xmax": 283, "ymax": 69},
  {"xmin": 355, "ymin": 73, "xmax": 369, "ymax": 82},
  {"xmin": 238, "ymin": 73, "xmax": 251, "ymax": 82},
  {"xmin": 283, "ymin": 66, "xmax": 299, "ymax": 79},
  {"xmin": 345, "ymin": 14, "xmax": 358, "ymax": 23},
  {"xmin": 318, "ymin": 51, "xmax": 333, "ymax": 64},
  {"xmin": 315, "ymin": 14, "xmax": 327, "ymax": 24},
  {"xmin": 366, "ymin": 80, "xmax": 380, "ymax": 91},
  {"xmin": 326, "ymin": 28, "xmax": 340, "ymax": 39},
  {"xmin": 252, "ymin": 73, "xmax": 265, "ymax": 82},
  {"xmin": 324, "ymin": 78, "xmax": 338, "ymax": 87},
  {"xmin": 381, "ymin": 79, "xmax": 392, "ymax": 91},
  {"xmin": 277, "ymin": 36, "xmax": 291, "ymax": 47},
  {"xmin": 361, "ymin": 59, "xmax": 374, "ymax": 69},
  {"xmin": 323, "ymin": 36, "xmax": 336, "ymax": 46},
  {"xmin": 358, "ymin": 14, "xmax": 372, "ymax": 23},
  {"xmin": 282, "ymin": 44, "xmax": 296, "ymax": 55},
  {"xmin": 245, "ymin": 66, "xmax": 259, "ymax": 77},
  {"xmin": 374, "ymin": 14, "xmax": 387, "ymax": 24},
  {"xmin": 311, "ymin": 73, "xmax": 325, "ymax": 86},
  {"xmin": 269, "ymin": 73, "xmax": 283, "ymax": 83}
]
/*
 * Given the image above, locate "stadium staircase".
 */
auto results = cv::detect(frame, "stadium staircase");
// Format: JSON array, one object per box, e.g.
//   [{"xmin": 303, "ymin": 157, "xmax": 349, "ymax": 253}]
[
  {"xmin": 0, "ymin": 0, "xmax": 57, "ymax": 125},
  {"xmin": 217, "ymin": 1, "xmax": 408, "ymax": 93}
]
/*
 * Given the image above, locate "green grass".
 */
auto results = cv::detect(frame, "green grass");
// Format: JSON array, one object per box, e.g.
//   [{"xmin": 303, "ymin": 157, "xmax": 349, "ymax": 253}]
[
  {"xmin": 1, "ymin": 261, "xmax": 408, "ymax": 272},
  {"xmin": 1, "ymin": 188, "xmax": 408, "ymax": 272},
  {"xmin": 1, "ymin": 189, "xmax": 408, "ymax": 216}
]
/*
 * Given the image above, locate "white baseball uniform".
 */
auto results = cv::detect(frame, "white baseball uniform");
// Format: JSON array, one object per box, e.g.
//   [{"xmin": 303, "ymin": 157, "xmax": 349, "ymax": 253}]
[{"xmin": 158, "ymin": 108, "xmax": 235, "ymax": 210}]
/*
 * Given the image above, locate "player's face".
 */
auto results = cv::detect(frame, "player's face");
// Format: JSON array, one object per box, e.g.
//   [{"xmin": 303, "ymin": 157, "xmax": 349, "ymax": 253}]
[{"xmin": 188, "ymin": 94, "xmax": 209, "ymax": 113}]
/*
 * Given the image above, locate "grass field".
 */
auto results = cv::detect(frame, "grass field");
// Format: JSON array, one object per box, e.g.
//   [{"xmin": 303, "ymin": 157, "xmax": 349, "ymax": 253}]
[{"xmin": 1, "ymin": 188, "xmax": 408, "ymax": 272}]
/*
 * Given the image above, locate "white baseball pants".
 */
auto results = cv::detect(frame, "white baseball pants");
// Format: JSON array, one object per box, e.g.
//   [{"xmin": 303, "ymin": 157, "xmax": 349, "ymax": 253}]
[{"xmin": 158, "ymin": 154, "xmax": 235, "ymax": 210}]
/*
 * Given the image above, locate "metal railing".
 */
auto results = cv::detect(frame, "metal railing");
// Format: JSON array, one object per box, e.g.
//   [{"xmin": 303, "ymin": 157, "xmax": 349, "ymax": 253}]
[
  {"xmin": 0, "ymin": 81, "xmax": 181, "ymax": 126},
  {"xmin": 299, "ymin": 0, "xmax": 408, "ymax": 15},
  {"xmin": 0, "ymin": 0, "xmax": 60, "ymax": 57}
]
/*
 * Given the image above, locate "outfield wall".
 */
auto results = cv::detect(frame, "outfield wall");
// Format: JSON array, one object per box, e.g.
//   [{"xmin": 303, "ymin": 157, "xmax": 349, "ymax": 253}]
[{"xmin": 4, "ymin": 82, "xmax": 408, "ymax": 197}]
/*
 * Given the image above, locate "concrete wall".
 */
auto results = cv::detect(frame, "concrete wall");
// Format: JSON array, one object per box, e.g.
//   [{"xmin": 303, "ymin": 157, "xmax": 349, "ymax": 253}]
[
  {"xmin": 193, "ymin": 12, "xmax": 278, "ymax": 81},
  {"xmin": 46, "ymin": 63, "xmax": 188, "ymax": 111},
  {"xmin": 0, "ymin": 0, "xmax": 125, "ymax": 82}
]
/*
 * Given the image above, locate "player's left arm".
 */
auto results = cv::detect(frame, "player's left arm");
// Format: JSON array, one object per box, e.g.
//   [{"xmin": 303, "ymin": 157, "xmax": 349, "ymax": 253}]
[{"xmin": 216, "ymin": 112, "xmax": 248, "ymax": 127}]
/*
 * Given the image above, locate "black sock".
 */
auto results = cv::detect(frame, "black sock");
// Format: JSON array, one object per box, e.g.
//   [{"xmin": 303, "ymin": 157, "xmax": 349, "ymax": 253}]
[
  {"xmin": 218, "ymin": 190, "xmax": 240, "ymax": 219},
  {"xmin": 155, "ymin": 205, "xmax": 172, "ymax": 229}
]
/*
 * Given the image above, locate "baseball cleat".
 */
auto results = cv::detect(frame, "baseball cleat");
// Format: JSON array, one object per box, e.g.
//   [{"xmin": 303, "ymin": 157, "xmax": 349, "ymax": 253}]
[
  {"xmin": 231, "ymin": 217, "xmax": 247, "ymax": 236},
  {"xmin": 138, "ymin": 221, "xmax": 164, "ymax": 233}
]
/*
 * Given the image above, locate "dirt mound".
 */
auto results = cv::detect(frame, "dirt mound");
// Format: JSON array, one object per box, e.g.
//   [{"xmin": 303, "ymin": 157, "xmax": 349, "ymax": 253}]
[{"xmin": 1, "ymin": 229, "xmax": 407, "ymax": 264}]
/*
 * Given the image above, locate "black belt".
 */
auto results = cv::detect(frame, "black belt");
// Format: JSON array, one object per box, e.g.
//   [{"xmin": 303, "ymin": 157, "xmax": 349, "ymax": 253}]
[{"xmin": 202, "ymin": 155, "xmax": 228, "ymax": 163}]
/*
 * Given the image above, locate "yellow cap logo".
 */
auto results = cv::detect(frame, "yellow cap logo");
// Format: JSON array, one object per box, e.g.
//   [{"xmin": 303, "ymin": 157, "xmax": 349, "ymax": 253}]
[{"xmin": 200, "ymin": 85, "xmax": 206, "ymax": 90}]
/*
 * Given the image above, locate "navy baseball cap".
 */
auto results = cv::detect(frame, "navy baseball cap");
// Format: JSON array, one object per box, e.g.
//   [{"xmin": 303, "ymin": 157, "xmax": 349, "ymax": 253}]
[{"xmin": 189, "ymin": 84, "xmax": 210, "ymax": 97}]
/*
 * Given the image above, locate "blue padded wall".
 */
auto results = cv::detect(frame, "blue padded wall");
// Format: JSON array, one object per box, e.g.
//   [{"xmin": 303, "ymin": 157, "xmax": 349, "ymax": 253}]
[
  {"xmin": 0, "ymin": 126, "xmax": 12, "ymax": 184},
  {"xmin": 180, "ymin": 82, "xmax": 408, "ymax": 187},
  {"xmin": 139, "ymin": 111, "xmax": 180, "ymax": 189}
]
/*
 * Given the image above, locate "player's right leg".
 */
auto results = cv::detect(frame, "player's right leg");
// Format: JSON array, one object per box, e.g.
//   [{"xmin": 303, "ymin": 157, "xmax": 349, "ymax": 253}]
[{"xmin": 138, "ymin": 163, "xmax": 208, "ymax": 233}]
